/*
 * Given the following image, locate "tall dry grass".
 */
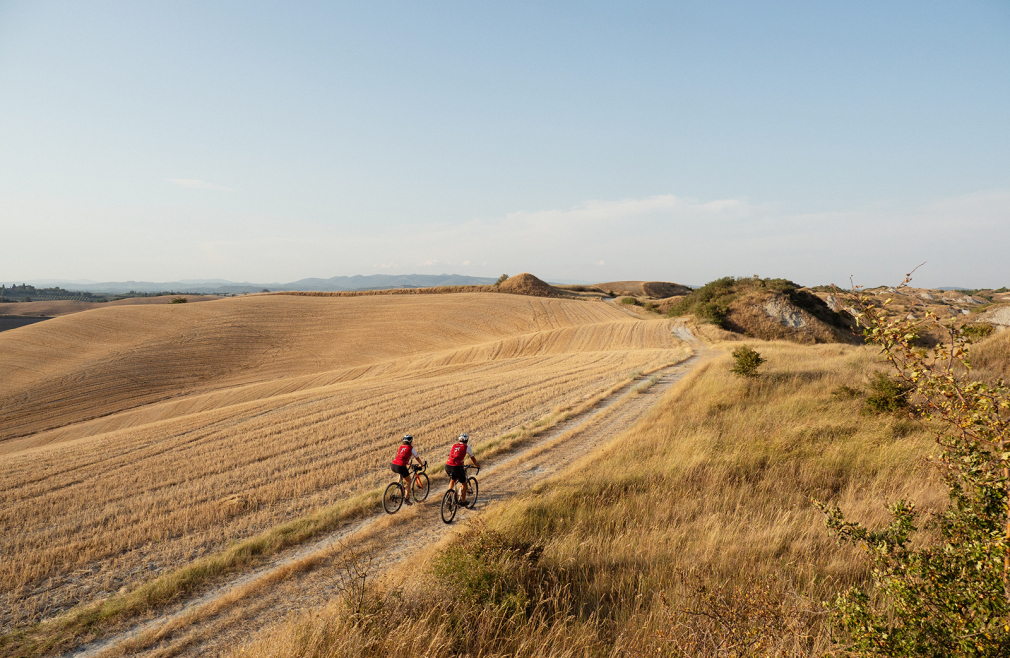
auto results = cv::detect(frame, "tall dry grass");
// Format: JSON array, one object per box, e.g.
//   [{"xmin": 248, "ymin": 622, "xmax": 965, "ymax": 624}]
[
  {"xmin": 0, "ymin": 294, "xmax": 687, "ymax": 635},
  {"xmin": 230, "ymin": 341, "xmax": 944, "ymax": 657},
  {"xmin": 970, "ymin": 328, "xmax": 1010, "ymax": 382}
]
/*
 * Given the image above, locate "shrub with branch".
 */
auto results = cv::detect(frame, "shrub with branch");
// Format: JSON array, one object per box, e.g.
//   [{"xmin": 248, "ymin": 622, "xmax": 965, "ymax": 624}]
[
  {"xmin": 731, "ymin": 345, "xmax": 765, "ymax": 378},
  {"xmin": 820, "ymin": 270, "xmax": 1010, "ymax": 656}
]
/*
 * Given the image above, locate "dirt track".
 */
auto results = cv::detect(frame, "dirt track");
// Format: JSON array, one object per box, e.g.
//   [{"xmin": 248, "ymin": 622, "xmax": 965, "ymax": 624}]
[{"xmin": 64, "ymin": 325, "xmax": 709, "ymax": 658}]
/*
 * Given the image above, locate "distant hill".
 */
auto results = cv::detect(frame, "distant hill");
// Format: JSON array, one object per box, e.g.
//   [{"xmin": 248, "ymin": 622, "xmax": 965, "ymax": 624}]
[
  {"xmin": 10, "ymin": 274, "xmax": 499, "ymax": 295},
  {"xmin": 593, "ymin": 280, "xmax": 693, "ymax": 298}
]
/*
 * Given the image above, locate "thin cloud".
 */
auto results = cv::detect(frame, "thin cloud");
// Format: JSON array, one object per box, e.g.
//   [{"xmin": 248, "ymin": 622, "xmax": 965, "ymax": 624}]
[
  {"xmin": 502, "ymin": 194, "xmax": 752, "ymax": 226},
  {"xmin": 168, "ymin": 178, "xmax": 235, "ymax": 192}
]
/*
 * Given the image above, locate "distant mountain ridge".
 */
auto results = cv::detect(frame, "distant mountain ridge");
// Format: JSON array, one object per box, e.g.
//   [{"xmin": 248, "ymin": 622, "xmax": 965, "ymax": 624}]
[{"xmin": 8, "ymin": 274, "xmax": 500, "ymax": 295}]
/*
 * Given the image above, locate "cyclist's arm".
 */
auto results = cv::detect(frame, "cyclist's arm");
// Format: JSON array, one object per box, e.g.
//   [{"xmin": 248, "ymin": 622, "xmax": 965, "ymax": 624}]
[
  {"xmin": 411, "ymin": 447, "xmax": 423, "ymax": 465},
  {"xmin": 466, "ymin": 446, "xmax": 480, "ymax": 469}
]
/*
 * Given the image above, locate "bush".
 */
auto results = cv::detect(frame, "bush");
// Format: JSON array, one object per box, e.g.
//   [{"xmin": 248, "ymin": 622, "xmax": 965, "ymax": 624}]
[
  {"xmin": 495, "ymin": 274, "xmax": 509, "ymax": 286},
  {"xmin": 832, "ymin": 384, "xmax": 862, "ymax": 399},
  {"xmin": 170, "ymin": 297, "xmax": 188, "ymax": 304},
  {"xmin": 962, "ymin": 323, "xmax": 995, "ymax": 340},
  {"xmin": 730, "ymin": 345, "xmax": 765, "ymax": 378},
  {"xmin": 620, "ymin": 297, "xmax": 639, "ymax": 305},
  {"xmin": 432, "ymin": 524, "xmax": 543, "ymax": 617},
  {"xmin": 863, "ymin": 371, "xmax": 909, "ymax": 414}
]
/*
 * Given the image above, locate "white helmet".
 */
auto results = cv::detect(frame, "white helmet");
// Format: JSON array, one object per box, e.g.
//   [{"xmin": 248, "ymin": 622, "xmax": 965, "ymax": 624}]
[
  {"xmin": 402, "ymin": 434, "xmax": 413, "ymax": 444},
  {"xmin": 458, "ymin": 433, "xmax": 469, "ymax": 444}
]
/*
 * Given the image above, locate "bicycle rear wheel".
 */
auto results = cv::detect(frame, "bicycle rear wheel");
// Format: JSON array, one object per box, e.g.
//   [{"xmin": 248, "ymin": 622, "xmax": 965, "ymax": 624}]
[
  {"xmin": 440, "ymin": 489, "xmax": 458, "ymax": 523},
  {"xmin": 465, "ymin": 477, "xmax": 479, "ymax": 509},
  {"xmin": 383, "ymin": 482, "xmax": 405, "ymax": 514},
  {"xmin": 412, "ymin": 472, "xmax": 430, "ymax": 502}
]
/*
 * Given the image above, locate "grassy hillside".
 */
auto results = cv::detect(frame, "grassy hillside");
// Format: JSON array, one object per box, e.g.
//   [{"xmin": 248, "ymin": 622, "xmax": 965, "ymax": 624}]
[
  {"xmin": 0, "ymin": 294, "xmax": 220, "ymax": 317},
  {"xmin": 0, "ymin": 292, "xmax": 688, "ymax": 635},
  {"xmin": 228, "ymin": 340, "xmax": 943, "ymax": 657}
]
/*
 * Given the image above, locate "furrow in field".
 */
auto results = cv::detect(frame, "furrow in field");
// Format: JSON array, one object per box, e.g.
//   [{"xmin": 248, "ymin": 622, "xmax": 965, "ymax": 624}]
[
  {"xmin": 0, "ymin": 295, "xmax": 685, "ymax": 633},
  {"xmin": 61, "ymin": 331, "xmax": 707, "ymax": 658}
]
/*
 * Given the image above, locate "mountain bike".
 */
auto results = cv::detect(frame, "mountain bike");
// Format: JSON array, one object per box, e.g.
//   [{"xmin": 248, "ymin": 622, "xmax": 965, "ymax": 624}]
[
  {"xmin": 383, "ymin": 461, "xmax": 429, "ymax": 514},
  {"xmin": 440, "ymin": 465, "xmax": 479, "ymax": 524}
]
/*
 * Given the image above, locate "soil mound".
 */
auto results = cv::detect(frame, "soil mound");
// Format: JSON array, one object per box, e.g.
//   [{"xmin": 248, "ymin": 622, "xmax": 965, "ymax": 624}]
[
  {"xmin": 497, "ymin": 273, "xmax": 561, "ymax": 298},
  {"xmin": 595, "ymin": 281, "xmax": 692, "ymax": 298},
  {"xmin": 975, "ymin": 304, "xmax": 1010, "ymax": 329},
  {"xmin": 724, "ymin": 292, "xmax": 860, "ymax": 345}
]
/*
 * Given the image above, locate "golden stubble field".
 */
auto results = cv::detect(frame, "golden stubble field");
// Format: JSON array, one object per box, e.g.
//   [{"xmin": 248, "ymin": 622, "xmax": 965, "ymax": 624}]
[{"xmin": 0, "ymin": 292, "xmax": 686, "ymax": 630}]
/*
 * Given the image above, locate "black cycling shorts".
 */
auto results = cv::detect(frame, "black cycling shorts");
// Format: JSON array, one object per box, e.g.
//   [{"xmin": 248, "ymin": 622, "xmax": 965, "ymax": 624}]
[
  {"xmin": 391, "ymin": 463, "xmax": 410, "ymax": 478},
  {"xmin": 446, "ymin": 464, "xmax": 466, "ymax": 483}
]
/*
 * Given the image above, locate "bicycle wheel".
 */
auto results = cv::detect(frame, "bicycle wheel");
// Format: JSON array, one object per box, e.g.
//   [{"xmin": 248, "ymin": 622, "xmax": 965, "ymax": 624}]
[
  {"xmin": 412, "ymin": 472, "xmax": 430, "ymax": 502},
  {"xmin": 383, "ymin": 482, "xmax": 405, "ymax": 514},
  {"xmin": 465, "ymin": 477, "xmax": 479, "ymax": 509},
  {"xmin": 440, "ymin": 489, "xmax": 458, "ymax": 524}
]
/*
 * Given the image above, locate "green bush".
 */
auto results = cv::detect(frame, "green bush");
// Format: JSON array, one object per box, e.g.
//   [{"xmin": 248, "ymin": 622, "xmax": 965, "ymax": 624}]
[
  {"xmin": 863, "ymin": 372, "xmax": 909, "ymax": 414},
  {"xmin": 432, "ymin": 525, "xmax": 543, "ymax": 617},
  {"xmin": 620, "ymin": 297, "xmax": 639, "ymax": 305},
  {"xmin": 832, "ymin": 384, "xmax": 862, "ymax": 399},
  {"xmin": 170, "ymin": 297, "xmax": 188, "ymax": 304},
  {"xmin": 495, "ymin": 274, "xmax": 509, "ymax": 286},
  {"xmin": 962, "ymin": 323, "xmax": 995, "ymax": 340},
  {"xmin": 730, "ymin": 345, "xmax": 765, "ymax": 378}
]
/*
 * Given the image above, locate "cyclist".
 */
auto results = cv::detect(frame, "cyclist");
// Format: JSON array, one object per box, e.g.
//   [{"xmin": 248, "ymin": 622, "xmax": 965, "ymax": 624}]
[
  {"xmin": 445, "ymin": 432, "xmax": 480, "ymax": 506},
  {"xmin": 391, "ymin": 434, "xmax": 424, "ymax": 505}
]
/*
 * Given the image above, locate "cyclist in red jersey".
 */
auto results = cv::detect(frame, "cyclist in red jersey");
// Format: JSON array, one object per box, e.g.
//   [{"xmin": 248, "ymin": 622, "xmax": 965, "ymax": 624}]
[
  {"xmin": 390, "ymin": 434, "xmax": 424, "ymax": 505},
  {"xmin": 445, "ymin": 433, "xmax": 480, "ymax": 506}
]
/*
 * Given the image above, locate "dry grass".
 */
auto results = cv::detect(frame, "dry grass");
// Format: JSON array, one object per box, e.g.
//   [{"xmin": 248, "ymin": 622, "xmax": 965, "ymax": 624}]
[
  {"xmin": 228, "ymin": 340, "xmax": 944, "ymax": 657},
  {"xmin": 970, "ymin": 328, "xmax": 1010, "ymax": 382},
  {"xmin": 0, "ymin": 295, "xmax": 222, "ymax": 318},
  {"xmin": 0, "ymin": 293, "xmax": 687, "ymax": 636},
  {"xmin": 594, "ymin": 281, "xmax": 692, "ymax": 298}
]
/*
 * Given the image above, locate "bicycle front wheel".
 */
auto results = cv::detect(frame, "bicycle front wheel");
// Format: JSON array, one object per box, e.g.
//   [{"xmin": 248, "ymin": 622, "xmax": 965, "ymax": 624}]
[
  {"xmin": 440, "ymin": 489, "xmax": 457, "ymax": 524},
  {"xmin": 466, "ymin": 477, "xmax": 479, "ymax": 509},
  {"xmin": 383, "ymin": 482, "xmax": 405, "ymax": 514},
  {"xmin": 412, "ymin": 473, "xmax": 430, "ymax": 502}
]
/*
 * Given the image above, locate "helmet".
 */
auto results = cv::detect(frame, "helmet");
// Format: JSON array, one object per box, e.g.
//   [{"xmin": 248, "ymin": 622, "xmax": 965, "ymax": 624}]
[
  {"xmin": 402, "ymin": 434, "xmax": 413, "ymax": 444},
  {"xmin": 458, "ymin": 433, "xmax": 469, "ymax": 444}
]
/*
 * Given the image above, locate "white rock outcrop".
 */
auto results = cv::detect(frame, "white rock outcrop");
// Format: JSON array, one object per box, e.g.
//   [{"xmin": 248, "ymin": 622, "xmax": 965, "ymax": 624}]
[{"xmin": 763, "ymin": 297, "xmax": 807, "ymax": 328}]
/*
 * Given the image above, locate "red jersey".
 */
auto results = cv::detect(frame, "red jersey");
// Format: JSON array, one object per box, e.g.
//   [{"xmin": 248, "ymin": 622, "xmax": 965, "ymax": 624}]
[
  {"xmin": 392, "ymin": 444, "xmax": 414, "ymax": 466},
  {"xmin": 446, "ymin": 442, "xmax": 469, "ymax": 467}
]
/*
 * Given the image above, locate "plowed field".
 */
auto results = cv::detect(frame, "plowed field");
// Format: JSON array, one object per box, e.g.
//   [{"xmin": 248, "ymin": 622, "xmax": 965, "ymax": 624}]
[{"xmin": 0, "ymin": 293, "xmax": 686, "ymax": 631}]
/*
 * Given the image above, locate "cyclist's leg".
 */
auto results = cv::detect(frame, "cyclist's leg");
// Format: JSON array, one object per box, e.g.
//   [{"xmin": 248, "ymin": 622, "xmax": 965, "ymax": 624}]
[{"xmin": 459, "ymin": 478, "xmax": 468, "ymax": 504}]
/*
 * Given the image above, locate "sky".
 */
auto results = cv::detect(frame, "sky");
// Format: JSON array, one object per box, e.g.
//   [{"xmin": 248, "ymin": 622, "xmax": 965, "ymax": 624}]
[{"xmin": 1, "ymin": 1, "xmax": 1008, "ymax": 288}]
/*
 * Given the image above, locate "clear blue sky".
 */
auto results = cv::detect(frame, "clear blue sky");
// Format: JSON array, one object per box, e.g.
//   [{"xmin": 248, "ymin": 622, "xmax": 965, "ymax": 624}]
[{"xmin": 2, "ymin": 1, "xmax": 1008, "ymax": 287}]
